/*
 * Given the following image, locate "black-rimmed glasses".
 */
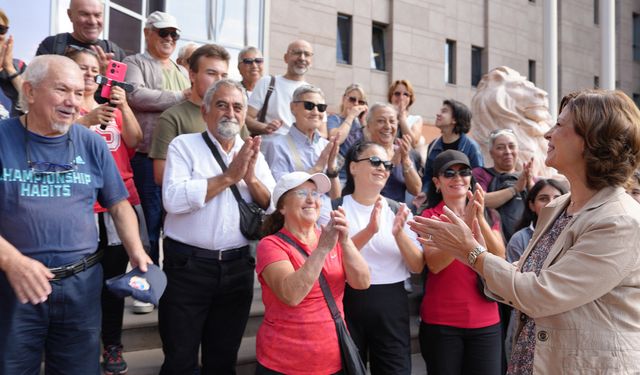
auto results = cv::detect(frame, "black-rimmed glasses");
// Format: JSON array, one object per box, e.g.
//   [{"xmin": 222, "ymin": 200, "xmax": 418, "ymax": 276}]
[
  {"xmin": 347, "ymin": 96, "xmax": 367, "ymax": 105},
  {"xmin": 241, "ymin": 57, "xmax": 264, "ymax": 65},
  {"xmin": 155, "ymin": 28, "xmax": 180, "ymax": 41},
  {"xmin": 24, "ymin": 116, "xmax": 77, "ymax": 174},
  {"xmin": 440, "ymin": 168, "xmax": 472, "ymax": 179},
  {"xmin": 293, "ymin": 101, "xmax": 327, "ymax": 112},
  {"xmin": 354, "ymin": 156, "xmax": 393, "ymax": 171}
]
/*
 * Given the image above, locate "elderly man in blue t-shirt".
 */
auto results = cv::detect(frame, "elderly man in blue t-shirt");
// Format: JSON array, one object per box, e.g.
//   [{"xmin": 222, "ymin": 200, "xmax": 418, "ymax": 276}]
[{"xmin": 0, "ymin": 55, "xmax": 152, "ymax": 375}]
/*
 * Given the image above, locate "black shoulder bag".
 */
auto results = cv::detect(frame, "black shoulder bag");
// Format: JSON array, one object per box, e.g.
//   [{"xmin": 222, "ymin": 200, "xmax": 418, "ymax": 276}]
[
  {"xmin": 274, "ymin": 232, "xmax": 367, "ymax": 375},
  {"xmin": 201, "ymin": 132, "xmax": 265, "ymax": 240},
  {"xmin": 256, "ymin": 75, "xmax": 276, "ymax": 124}
]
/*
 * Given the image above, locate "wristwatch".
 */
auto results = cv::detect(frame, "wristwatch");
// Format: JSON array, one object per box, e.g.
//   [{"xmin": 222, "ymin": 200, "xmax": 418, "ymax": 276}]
[{"xmin": 467, "ymin": 245, "xmax": 487, "ymax": 267}]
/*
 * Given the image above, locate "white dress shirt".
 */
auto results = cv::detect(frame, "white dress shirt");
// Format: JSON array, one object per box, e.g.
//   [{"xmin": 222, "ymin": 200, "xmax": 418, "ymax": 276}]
[{"xmin": 163, "ymin": 130, "xmax": 276, "ymax": 251}]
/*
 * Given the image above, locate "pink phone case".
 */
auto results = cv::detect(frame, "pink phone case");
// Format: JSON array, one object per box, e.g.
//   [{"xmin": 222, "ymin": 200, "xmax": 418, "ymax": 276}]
[{"xmin": 100, "ymin": 60, "xmax": 128, "ymax": 99}]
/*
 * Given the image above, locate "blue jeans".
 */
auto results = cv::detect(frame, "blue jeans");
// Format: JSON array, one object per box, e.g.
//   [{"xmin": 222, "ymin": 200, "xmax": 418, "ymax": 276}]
[
  {"xmin": 0, "ymin": 263, "xmax": 103, "ymax": 375},
  {"xmin": 131, "ymin": 152, "xmax": 162, "ymax": 264}
]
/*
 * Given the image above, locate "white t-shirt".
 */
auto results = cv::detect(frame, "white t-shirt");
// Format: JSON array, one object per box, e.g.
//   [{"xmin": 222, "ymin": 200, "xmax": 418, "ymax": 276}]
[
  {"xmin": 341, "ymin": 195, "xmax": 421, "ymax": 284},
  {"xmin": 248, "ymin": 75, "xmax": 307, "ymax": 136}
]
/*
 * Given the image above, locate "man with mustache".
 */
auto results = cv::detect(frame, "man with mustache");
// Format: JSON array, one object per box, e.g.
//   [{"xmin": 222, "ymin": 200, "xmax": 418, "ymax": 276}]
[
  {"xmin": 160, "ymin": 79, "xmax": 275, "ymax": 374},
  {"xmin": 36, "ymin": 0, "xmax": 126, "ymax": 71},
  {"xmin": 246, "ymin": 39, "xmax": 313, "ymax": 140},
  {"xmin": 123, "ymin": 11, "xmax": 190, "ymax": 297},
  {"xmin": 0, "ymin": 54, "xmax": 151, "ymax": 374}
]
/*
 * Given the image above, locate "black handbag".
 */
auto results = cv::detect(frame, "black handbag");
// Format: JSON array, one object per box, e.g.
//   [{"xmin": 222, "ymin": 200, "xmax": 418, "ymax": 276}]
[
  {"xmin": 201, "ymin": 132, "xmax": 265, "ymax": 240},
  {"xmin": 274, "ymin": 232, "xmax": 367, "ymax": 375}
]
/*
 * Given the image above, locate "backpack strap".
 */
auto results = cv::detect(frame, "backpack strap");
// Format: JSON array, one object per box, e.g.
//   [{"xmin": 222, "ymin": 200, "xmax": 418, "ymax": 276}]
[
  {"xmin": 53, "ymin": 33, "xmax": 69, "ymax": 55},
  {"xmin": 257, "ymin": 75, "xmax": 276, "ymax": 123}
]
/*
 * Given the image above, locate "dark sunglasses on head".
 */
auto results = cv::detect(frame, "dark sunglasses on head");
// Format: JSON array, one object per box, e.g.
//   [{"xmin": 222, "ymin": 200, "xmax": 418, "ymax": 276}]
[
  {"xmin": 355, "ymin": 156, "xmax": 393, "ymax": 171},
  {"xmin": 393, "ymin": 91, "xmax": 410, "ymax": 98},
  {"xmin": 155, "ymin": 28, "xmax": 180, "ymax": 40},
  {"xmin": 241, "ymin": 57, "xmax": 264, "ymax": 65},
  {"xmin": 441, "ymin": 168, "xmax": 472, "ymax": 178},
  {"xmin": 0, "ymin": 25, "xmax": 8, "ymax": 35},
  {"xmin": 347, "ymin": 96, "xmax": 367, "ymax": 106},
  {"xmin": 66, "ymin": 44, "xmax": 98, "ymax": 56},
  {"xmin": 294, "ymin": 101, "xmax": 327, "ymax": 112}
]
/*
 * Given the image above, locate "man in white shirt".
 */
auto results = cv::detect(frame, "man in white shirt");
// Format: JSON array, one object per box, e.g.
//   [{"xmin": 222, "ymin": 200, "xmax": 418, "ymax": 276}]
[
  {"xmin": 160, "ymin": 79, "xmax": 275, "ymax": 374},
  {"xmin": 245, "ymin": 39, "xmax": 313, "ymax": 138}
]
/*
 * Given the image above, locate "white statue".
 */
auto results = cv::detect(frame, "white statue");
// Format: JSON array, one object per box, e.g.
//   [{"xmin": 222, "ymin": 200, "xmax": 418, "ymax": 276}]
[{"xmin": 470, "ymin": 66, "xmax": 555, "ymax": 177}]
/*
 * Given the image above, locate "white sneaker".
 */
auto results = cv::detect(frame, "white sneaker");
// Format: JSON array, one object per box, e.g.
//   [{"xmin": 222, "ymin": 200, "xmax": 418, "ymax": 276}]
[{"xmin": 132, "ymin": 299, "xmax": 154, "ymax": 314}]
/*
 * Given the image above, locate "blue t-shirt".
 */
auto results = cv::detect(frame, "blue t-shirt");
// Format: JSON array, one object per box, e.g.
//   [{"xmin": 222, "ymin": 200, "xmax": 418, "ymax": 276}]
[{"xmin": 0, "ymin": 118, "xmax": 128, "ymax": 266}]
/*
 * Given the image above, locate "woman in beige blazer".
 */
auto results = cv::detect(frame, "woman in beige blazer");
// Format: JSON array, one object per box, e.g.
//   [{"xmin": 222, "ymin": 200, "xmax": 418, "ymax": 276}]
[{"xmin": 410, "ymin": 89, "xmax": 640, "ymax": 374}]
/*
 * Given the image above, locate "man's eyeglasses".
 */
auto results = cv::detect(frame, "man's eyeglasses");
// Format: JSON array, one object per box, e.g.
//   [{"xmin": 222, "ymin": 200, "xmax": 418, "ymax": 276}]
[
  {"xmin": 354, "ymin": 156, "xmax": 393, "ymax": 171},
  {"xmin": 241, "ymin": 57, "xmax": 264, "ymax": 65},
  {"xmin": 155, "ymin": 28, "xmax": 180, "ymax": 41},
  {"xmin": 294, "ymin": 101, "xmax": 327, "ymax": 112},
  {"xmin": 440, "ymin": 168, "xmax": 472, "ymax": 179},
  {"xmin": 393, "ymin": 91, "xmax": 410, "ymax": 98},
  {"xmin": 0, "ymin": 25, "xmax": 9, "ymax": 35},
  {"xmin": 289, "ymin": 49, "xmax": 313, "ymax": 58},
  {"xmin": 347, "ymin": 96, "xmax": 367, "ymax": 106},
  {"xmin": 26, "ymin": 136, "xmax": 77, "ymax": 174},
  {"xmin": 291, "ymin": 189, "xmax": 320, "ymax": 200}
]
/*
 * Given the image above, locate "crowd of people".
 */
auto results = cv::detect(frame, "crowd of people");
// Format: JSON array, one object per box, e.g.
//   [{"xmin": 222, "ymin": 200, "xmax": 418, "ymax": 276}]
[{"xmin": 1, "ymin": 1, "xmax": 640, "ymax": 375}]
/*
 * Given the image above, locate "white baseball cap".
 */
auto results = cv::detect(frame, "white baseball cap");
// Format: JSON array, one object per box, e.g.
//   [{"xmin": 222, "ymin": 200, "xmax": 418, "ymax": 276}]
[
  {"xmin": 271, "ymin": 172, "xmax": 331, "ymax": 208},
  {"xmin": 145, "ymin": 11, "xmax": 180, "ymax": 30}
]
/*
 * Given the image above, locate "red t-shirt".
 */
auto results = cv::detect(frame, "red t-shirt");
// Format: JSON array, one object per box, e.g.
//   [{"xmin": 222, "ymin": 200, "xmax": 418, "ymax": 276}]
[
  {"xmin": 420, "ymin": 201, "xmax": 500, "ymax": 328},
  {"xmin": 255, "ymin": 228, "xmax": 345, "ymax": 374},
  {"xmin": 81, "ymin": 108, "xmax": 140, "ymax": 212}
]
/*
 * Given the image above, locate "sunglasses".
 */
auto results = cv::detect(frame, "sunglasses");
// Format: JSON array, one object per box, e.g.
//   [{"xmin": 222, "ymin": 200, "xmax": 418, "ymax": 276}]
[
  {"xmin": 155, "ymin": 28, "xmax": 180, "ymax": 41},
  {"xmin": 489, "ymin": 128, "xmax": 515, "ymax": 140},
  {"xmin": 393, "ymin": 91, "xmax": 410, "ymax": 98},
  {"xmin": 355, "ymin": 156, "xmax": 393, "ymax": 171},
  {"xmin": 241, "ymin": 57, "xmax": 264, "ymax": 65},
  {"xmin": 440, "ymin": 168, "xmax": 472, "ymax": 179},
  {"xmin": 294, "ymin": 101, "xmax": 327, "ymax": 112},
  {"xmin": 0, "ymin": 25, "xmax": 8, "ymax": 35},
  {"xmin": 347, "ymin": 96, "xmax": 367, "ymax": 106},
  {"xmin": 66, "ymin": 44, "xmax": 98, "ymax": 56}
]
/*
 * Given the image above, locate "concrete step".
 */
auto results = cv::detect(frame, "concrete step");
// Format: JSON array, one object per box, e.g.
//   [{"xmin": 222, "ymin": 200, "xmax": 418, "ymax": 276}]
[{"xmin": 123, "ymin": 347, "xmax": 427, "ymax": 375}]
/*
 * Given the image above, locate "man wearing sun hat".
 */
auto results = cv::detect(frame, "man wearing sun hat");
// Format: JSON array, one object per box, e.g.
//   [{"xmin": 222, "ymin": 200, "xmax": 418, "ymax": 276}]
[
  {"xmin": 160, "ymin": 78, "xmax": 275, "ymax": 374},
  {"xmin": 124, "ymin": 11, "xmax": 190, "ymax": 302}
]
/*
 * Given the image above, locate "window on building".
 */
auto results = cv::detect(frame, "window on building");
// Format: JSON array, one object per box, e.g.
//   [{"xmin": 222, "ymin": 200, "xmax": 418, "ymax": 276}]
[
  {"xmin": 633, "ymin": 93, "xmax": 640, "ymax": 109},
  {"xmin": 371, "ymin": 23, "xmax": 387, "ymax": 71},
  {"xmin": 634, "ymin": 13, "xmax": 640, "ymax": 61},
  {"xmin": 528, "ymin": 60, "xmax": 536, "ymax": 84},
  {"xmin": 594, "ymin": 0, "xmax": 599, "ymax": 25},
  {"xmin": 594, "ymin": 76, "xmax": 600, "ymax": 88},
  {"xmin": 337, "ymin": 14, "xmax": 352, "ymax": 64},
  {"xmin": 471, "ymin": 46, "xmax": 484, "ymax": 87},
  {"xmin": 445, "ymin": 40, "xmax": 456, "ymax": 84}
]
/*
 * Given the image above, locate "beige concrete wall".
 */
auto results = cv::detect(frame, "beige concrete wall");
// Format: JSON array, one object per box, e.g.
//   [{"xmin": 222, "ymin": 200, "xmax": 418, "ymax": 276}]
[{"xmin": 264, "ymin": 0, "xmax": 640, "ymax": 123}]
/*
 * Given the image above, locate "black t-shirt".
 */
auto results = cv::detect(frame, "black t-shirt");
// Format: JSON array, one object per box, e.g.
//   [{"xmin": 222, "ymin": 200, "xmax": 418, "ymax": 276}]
[
  {"xmin": 36, "ymin": 33, "xmax": 127, "ymax": 62},
  {"xmin": 442, "ymin": 137, "xmax": 461, "ymax": 151}
]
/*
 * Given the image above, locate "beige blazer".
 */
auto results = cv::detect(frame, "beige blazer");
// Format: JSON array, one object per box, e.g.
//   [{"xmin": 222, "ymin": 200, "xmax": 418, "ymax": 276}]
[{"xmin": 483, "ymin": 186, "xmax": 640, "ymax": 374}]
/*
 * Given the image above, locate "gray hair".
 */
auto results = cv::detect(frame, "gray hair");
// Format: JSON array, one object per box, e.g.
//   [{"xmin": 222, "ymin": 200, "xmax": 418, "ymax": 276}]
[
  {"xmin": 19, "ymin": 55, "xmax": 76, "ymax": 112},
  {"xmin": 365, "ymin": 102, "xmax": 397, "ymax": 125},
  {"xmin": 202, "ymin": 79, "xmax": 247, "ymax": 114},
  {"xmin": 238, "ymin": 46, "xmax": 261, "ymax": 61},
  {"xmin": 292, "ymin": 84, "xmax": 324, "ymax": 102},
  {"xmin": 178, "ymin": 43, "xmax": 198, "ymax": 60}
]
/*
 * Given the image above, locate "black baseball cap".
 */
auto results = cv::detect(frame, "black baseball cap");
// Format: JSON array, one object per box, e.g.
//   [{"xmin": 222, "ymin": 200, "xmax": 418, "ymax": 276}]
[
  {"xmin": 433, "ymin": 150, "xmax": 471, "ymax": 175},
  {"xmin": 105, "ymin": 264, "xmax": 167, "ymax": 306}
]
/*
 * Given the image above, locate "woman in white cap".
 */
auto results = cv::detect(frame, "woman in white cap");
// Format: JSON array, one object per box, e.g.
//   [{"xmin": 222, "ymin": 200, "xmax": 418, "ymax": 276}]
[
  {"xmin": 339, "ymin": 141, "xmax": 423, "ymax": 374},
  {"xmin": 255, "ymin": 171, "xmax": 370, "ymax": 374}
]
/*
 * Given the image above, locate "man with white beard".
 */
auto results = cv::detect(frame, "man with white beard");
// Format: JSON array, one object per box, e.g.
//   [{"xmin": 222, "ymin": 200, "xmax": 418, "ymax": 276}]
[
  {"xmin": 160, "ymin": 79, "xmax": 275, "ymax": 374},
  {"xmin": 246, "ymin": 39, "xmax": 313, "ymax": 139}
]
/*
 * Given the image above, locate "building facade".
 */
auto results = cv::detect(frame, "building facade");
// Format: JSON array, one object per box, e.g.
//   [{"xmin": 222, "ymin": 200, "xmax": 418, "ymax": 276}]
[{"xmin": 8, "ymin": 0, "xmax": 640, "ymax": 122}]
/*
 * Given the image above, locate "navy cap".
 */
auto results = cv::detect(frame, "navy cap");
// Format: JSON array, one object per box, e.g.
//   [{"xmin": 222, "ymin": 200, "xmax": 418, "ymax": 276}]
[{"xmin": 105, "ymin": 264, "xmax": 167, "ymax": 306}]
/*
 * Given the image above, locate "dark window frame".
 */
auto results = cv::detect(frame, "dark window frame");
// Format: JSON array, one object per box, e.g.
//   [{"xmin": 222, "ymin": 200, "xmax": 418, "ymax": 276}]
[
  {"xmin": 528, "ymin": 59, "xmax": 536, "ymax": 84},
  {"xmin": 372, "ymin": 23, "xmax": 387, "ymax": 71},
  {"xmin": 445, "ymin": 39, "xmax": 456, "ymax": 84},
  {"xmin": 337, "ymin": 13, "xmax": 352, "ymax": 65},
  {"xmin": 471, "ymin": 45, "xmax": 484, "ymax": 87}
]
